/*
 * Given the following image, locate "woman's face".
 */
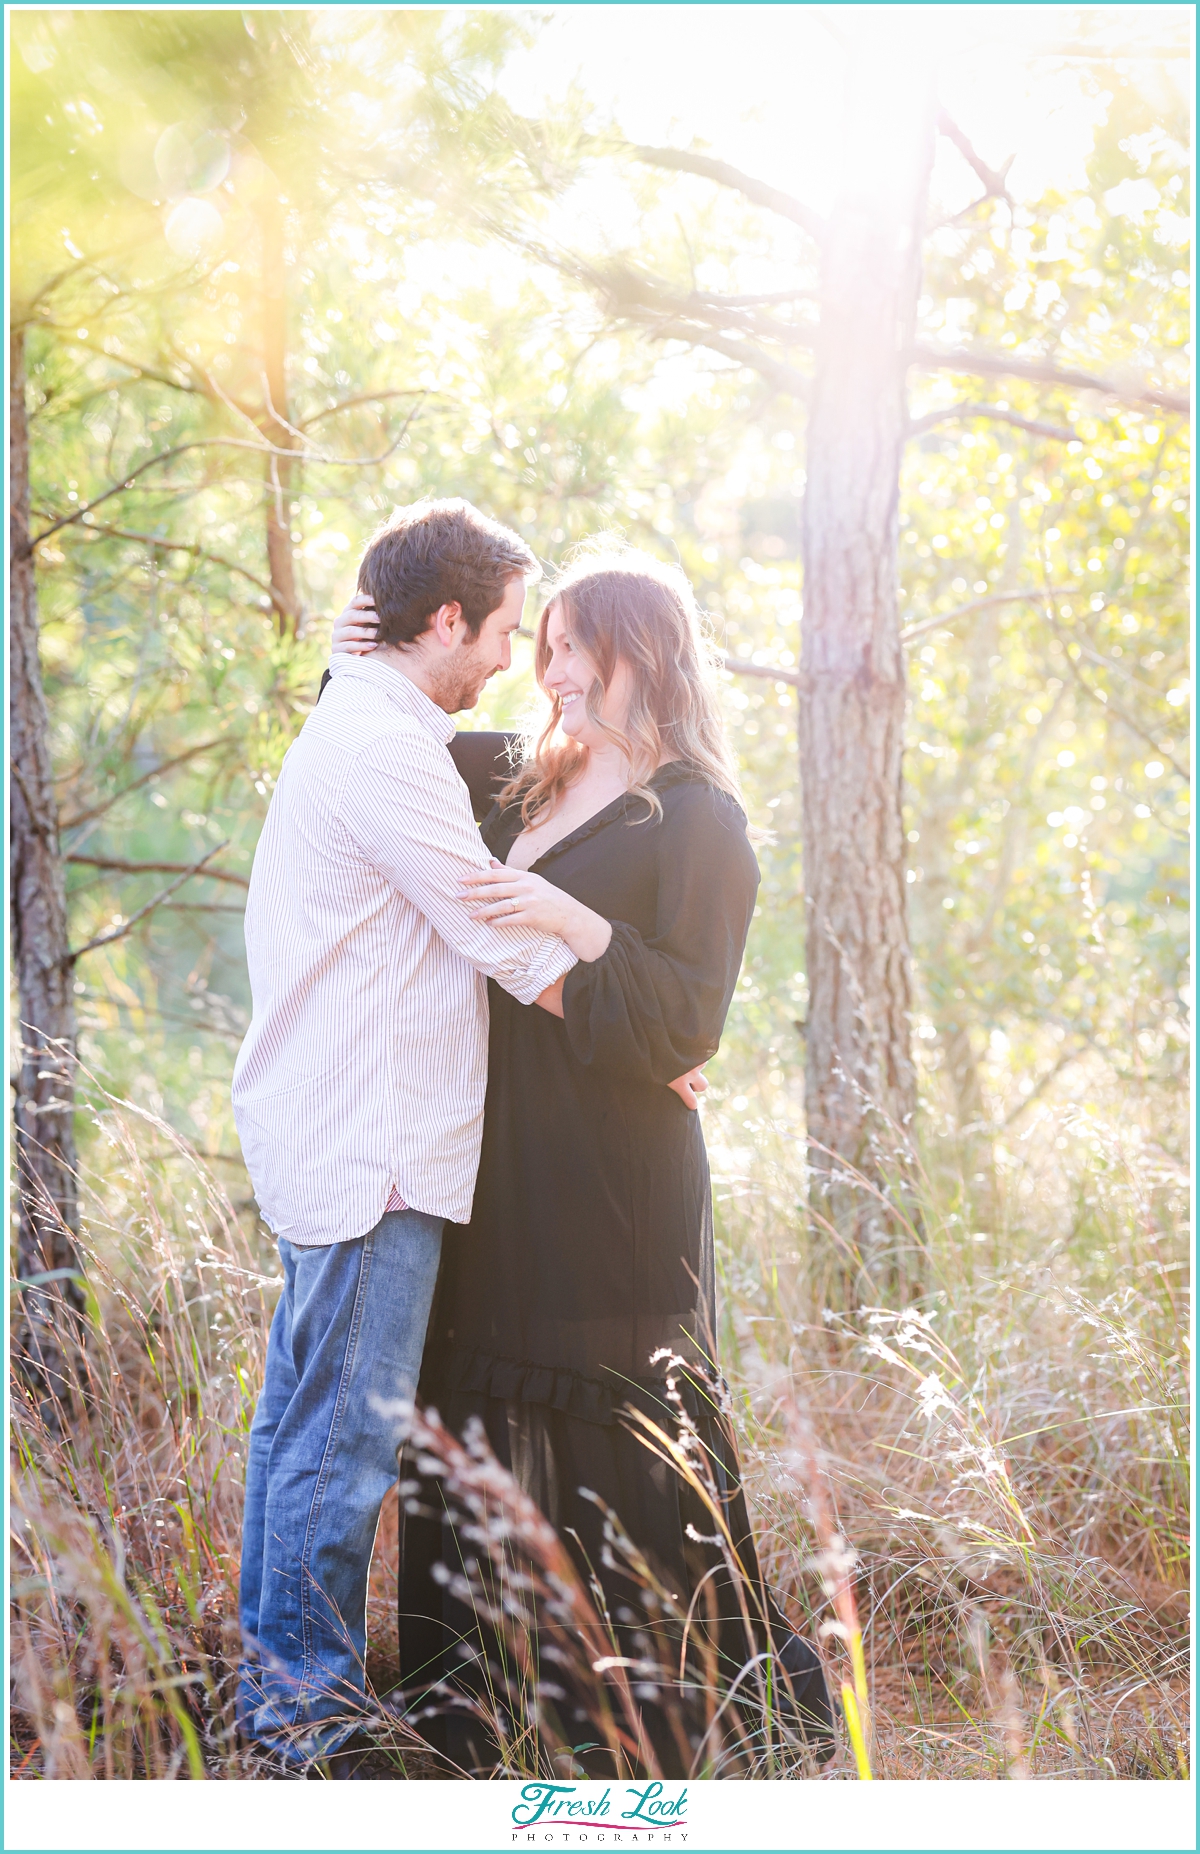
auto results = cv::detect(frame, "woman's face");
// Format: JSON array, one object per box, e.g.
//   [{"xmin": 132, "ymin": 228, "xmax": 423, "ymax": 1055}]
[{"xmin": 542, "ymin": 602, "xmax": 634, "ymax": 748}]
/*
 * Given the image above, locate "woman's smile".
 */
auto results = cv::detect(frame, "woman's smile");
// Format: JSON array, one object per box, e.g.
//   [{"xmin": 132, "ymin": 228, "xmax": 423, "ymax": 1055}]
[{"xmin": 552, "ymin": 680, "xmax": 592, "ymax": 736}]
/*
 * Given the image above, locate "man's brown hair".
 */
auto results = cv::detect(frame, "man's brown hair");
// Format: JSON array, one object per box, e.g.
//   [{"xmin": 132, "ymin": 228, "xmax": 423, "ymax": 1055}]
[{"xmin": 356, "ymin": 499, "xmax": 539, "ymax": 647}]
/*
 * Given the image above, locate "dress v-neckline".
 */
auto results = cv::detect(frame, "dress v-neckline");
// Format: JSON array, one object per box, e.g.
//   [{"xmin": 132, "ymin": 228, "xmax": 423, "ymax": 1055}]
[
  {"xmin": 504, "ymin": 791, "xmax": 632, "ymax": 870},
  {"xmin": 500, "ymin": 762, "xmax": 692, "ymax": 870}
]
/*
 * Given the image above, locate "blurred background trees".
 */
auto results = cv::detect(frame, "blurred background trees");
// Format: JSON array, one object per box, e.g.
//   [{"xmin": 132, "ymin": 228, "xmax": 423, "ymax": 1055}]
[{"xmin": 11, "ymin": 5, "xmax": 1189, "ymax": 1291}]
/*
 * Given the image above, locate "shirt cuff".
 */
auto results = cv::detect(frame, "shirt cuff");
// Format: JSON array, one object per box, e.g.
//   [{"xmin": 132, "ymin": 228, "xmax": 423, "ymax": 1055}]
[{"xmin": 504, "ymin": 935, "xmax": 577, "ymax": 1007}]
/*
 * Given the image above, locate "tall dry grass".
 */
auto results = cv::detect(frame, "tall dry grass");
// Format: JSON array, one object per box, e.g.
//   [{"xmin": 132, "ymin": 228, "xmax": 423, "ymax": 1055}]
[
  {"xmin": 9, "ymin": 1073, "xmax": 1190, "ymax": 1779},
  {"xmin": 712, "ymin": 1063, "xmax": 1191, "ymax": 1780}
]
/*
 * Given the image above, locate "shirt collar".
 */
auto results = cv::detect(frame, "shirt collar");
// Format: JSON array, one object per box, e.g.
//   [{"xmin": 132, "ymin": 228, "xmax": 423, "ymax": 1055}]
[{"xmin": 327, "ymin": 653, "xmax": 455, "ymax": 745}]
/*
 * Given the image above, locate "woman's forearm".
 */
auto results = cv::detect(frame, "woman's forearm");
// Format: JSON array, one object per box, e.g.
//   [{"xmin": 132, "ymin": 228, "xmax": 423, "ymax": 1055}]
[
  {"xmin": 560, "ymin": 897, "xmax": 612, "ymax": 963},
  {"xmin": 535, "ymin": 975, "xmax": 565, "ymax": 1017}
]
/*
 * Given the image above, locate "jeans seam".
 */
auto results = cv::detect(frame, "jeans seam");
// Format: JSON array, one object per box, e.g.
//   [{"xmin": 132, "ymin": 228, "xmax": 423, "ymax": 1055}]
[{"xmin": 290, "ymin": 1228, "xmax": 377, "ymax": 1723}]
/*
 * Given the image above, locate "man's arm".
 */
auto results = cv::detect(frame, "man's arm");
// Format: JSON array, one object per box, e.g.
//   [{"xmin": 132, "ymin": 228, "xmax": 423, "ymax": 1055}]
[{"xmin": 338, "ymin": 728, "xmax": 576, "ymax": 1006}]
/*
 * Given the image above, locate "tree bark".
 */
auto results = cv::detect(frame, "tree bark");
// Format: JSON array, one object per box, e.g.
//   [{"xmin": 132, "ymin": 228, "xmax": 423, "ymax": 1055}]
[
  {"xmin": 258, "ymin": 193, "xmax": 300, "ymax": 637},
  {"xmin": 10, "ymin": 323, "xmax": 85, "ymax": 1406},
  {"xmin": 799, "ymin": 96, "xmax": 933, "ymax": 1288}
]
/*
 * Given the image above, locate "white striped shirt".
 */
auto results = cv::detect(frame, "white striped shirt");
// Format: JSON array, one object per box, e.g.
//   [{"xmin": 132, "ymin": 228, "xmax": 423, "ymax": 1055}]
[{"xmin": 231, "ymin": 654, "xmax": 576, "ymax": 1246}]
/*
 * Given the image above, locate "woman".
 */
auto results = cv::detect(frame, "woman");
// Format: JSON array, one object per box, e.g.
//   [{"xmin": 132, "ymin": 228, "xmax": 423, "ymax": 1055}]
[{"xmin": 332, "ymin": 546, "xmax": 831, "ymax": 1774}]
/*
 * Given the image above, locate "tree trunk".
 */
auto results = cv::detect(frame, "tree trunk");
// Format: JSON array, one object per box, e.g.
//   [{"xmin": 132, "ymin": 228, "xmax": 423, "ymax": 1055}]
[
  {"xmin": 799, "ymin": 93, "xmax": 933, "ymax": 1291},
  {"xmin": 258, "ymin": 193, "xmax": 300, "ymax": 637},
  {"xmin": 10, "ymin": 323, "xmax": 85, "ymax": 1408}
]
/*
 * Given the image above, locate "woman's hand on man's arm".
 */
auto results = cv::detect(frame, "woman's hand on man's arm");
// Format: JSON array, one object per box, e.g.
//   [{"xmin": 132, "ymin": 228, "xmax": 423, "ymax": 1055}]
[{"xmin": 461, "ymin": 863, "xmax": 613, "ymax": 963}]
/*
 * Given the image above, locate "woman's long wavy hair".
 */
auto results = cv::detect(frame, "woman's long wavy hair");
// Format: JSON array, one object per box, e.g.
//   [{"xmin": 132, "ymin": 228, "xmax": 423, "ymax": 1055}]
[{"xmin": 501, "ymin": 543, "xmax": 742, "ymax": 828}]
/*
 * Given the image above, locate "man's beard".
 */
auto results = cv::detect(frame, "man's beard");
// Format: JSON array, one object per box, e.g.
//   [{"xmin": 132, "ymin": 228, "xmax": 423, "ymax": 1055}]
[{"xmin": 428, "ymin": 647, "xmax": 489, "ymax": 714}]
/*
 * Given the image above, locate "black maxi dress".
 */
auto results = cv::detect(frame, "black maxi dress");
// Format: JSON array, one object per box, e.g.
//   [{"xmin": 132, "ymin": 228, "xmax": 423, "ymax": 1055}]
[{"xmin": 395, "ymin": 735, "xmax": 833, "ymax": 1774}]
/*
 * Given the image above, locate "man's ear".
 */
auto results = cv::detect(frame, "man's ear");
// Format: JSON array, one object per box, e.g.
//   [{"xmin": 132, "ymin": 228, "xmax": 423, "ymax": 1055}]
[{"xmin": 429, "ymin": 602, "xmax": 464, "ymax": 648}]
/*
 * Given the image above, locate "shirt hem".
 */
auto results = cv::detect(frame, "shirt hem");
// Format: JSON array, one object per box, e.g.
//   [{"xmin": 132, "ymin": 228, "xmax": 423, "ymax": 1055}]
[{"xmin": 256, "ymin": 1182, "xmax": 469, "ymax": 1248}]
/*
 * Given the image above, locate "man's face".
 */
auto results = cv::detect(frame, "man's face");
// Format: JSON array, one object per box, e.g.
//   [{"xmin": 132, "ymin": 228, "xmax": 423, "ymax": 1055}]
[{"xmin": 433, "ymin": 575, "xmax": 526, "ymax": 714}]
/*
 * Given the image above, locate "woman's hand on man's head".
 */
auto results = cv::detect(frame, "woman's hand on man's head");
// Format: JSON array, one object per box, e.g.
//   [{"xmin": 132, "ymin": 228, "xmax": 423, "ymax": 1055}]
[{"xmin": 332, "ymin": 592, "xmax": 380, "ymax": 655}]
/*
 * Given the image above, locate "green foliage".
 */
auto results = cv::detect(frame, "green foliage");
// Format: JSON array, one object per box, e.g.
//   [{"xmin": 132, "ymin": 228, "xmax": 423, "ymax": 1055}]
[
  {"xmin": 13, "ymin": 10, "xmax": 1189, "ymax": 1238},
  {"xmin": 898, "ymin": 75, "xmax": 1189, "ymax": 1146}
]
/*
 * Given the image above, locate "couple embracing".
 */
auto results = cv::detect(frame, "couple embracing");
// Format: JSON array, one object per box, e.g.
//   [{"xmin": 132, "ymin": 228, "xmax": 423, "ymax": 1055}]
[{"xmin": 232, "ymin": 498, "xmax": 832, "ymax": 1777}]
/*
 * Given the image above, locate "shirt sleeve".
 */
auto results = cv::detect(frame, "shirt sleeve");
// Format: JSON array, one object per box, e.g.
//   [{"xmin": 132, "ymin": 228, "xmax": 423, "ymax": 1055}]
[
  {"xmin": 320, "ymin": 677, "xmax": 517, "ymax": 825},
  {"xmin": 339, "ymin": 726, "xmax": 576, "ymax": 1006},
  {"xmin": 560, "ymin": 783, "xmax": 759, "ymax": 1083}
]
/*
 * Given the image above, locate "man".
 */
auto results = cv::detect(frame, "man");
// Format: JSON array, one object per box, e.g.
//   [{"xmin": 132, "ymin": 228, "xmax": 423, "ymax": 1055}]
[{"xmin": 232, "ymin": 499, "xmax": 577, "ymax": 1774}]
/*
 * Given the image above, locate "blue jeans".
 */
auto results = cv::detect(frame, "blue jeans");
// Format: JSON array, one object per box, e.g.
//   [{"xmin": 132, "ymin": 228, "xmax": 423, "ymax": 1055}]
[{"xmin": 237, "ymin": 1208, "xmax": 443, "ymax": 1763}]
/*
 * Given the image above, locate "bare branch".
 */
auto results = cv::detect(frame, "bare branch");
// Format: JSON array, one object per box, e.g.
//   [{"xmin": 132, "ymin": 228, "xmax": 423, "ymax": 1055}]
[
  {"xmin": 59, "ymin": 738, "xmax": 232, "ymax": 833},
  {"xmin": 258, "ymin": 368, "xmax": 310, "ymax": 452},
  {"xmin": 67, "ymin": 841, "xmax": 231, "ymax": 964},
  {"xmin": 584, "ymin": 266, "xmax": 812, "ymax": 394},
  {"xmin": 903, "ymin": 587, "xmax": 1190, "ymax": 781},
  {"xmin": 66, "ymin": 854, "xmax": 249, "ymax": 890},
  {"xmin": 900, "ymin": 588, "xmax": 1080, "ymax": 646},
  {"xmin": 157, "ymin": 900, "xmax": 246, "ymax": 915},
  {"xmin": 474, "ymin": 218, "xmax": 813, "ymax": 401},
  {"xmin": 12, "ymin": 255, "xmax": 97, "ymax": 324},
  {"xmin": 721, "ymin": 654, "xmax": 801, "ymax": 689},
  {"xmin": 936, "ymin": 110, "xmax": 1013, "ymax": 201},
  {"xmin": 57, "ymin": 336, "xmax": 204, "ymax": 397},
  {"xmin": 908, "ymin": 401, "xmax": 1075, "ymax": 442},
  {"xmin": 29, "ymin": 438, "xmax": 282, "ymax": 547},
  {"xmin": 585, "ymin": 262, "xmax": 812, "ymax": 349},
  {"xmin": 299, "ymin": 387, "xmax": 428, "ymax": 431},
  {"xmin": 693, "ymin": 288, "xmax": 817, "ymax": 309},
  {"xmin": 1065, "ymin": 625, "xmax": 1167, "ymax": 701},
  {"xmin": 647, "ymin": 322, "xmax": 811, "ymax": 397},
  {"xmin": 655, "ymin": 293, "xmax": 811, "ymax": 348},
  {"xmin": 1040, "ymin": 603, "xmax": 1191, "ymax": 782},
  {"xmin": 910, "ymin": 344, "xmax": 1190, "ymax": 418},
  {"xmin": 30, "ymin": 404, "xmax": 428, "ymax": 549},
  {"xmin": 632, "ymin": 145, "xmax": 828, "ymax": 244},
  {"xmin": 724, "ymin": 608, "xmax": 1113, "ymax": 681},
  {"xmin": 44, "ymin": 519, "xmax": 292, "ymax": 617},
  {"xmin": 926, "ymin": 194, "xmax": 1006, "ymax": 235},
  {"xmin": 196, "ymin": 365, "xmax": 276, "ymax": 442}
]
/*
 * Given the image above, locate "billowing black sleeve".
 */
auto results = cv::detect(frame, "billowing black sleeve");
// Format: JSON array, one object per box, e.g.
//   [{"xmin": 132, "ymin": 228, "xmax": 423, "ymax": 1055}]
[
  {"xmin": 316, "ymin": 671, "xmax": 517, "ymax": 825},
  {"xmin": 447, "ymin": 732, "xmax": 523, "ymax": 823},
  {"xmin": 561, "ymin": 785, "xmax": 759, "ymax": 1083}
]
